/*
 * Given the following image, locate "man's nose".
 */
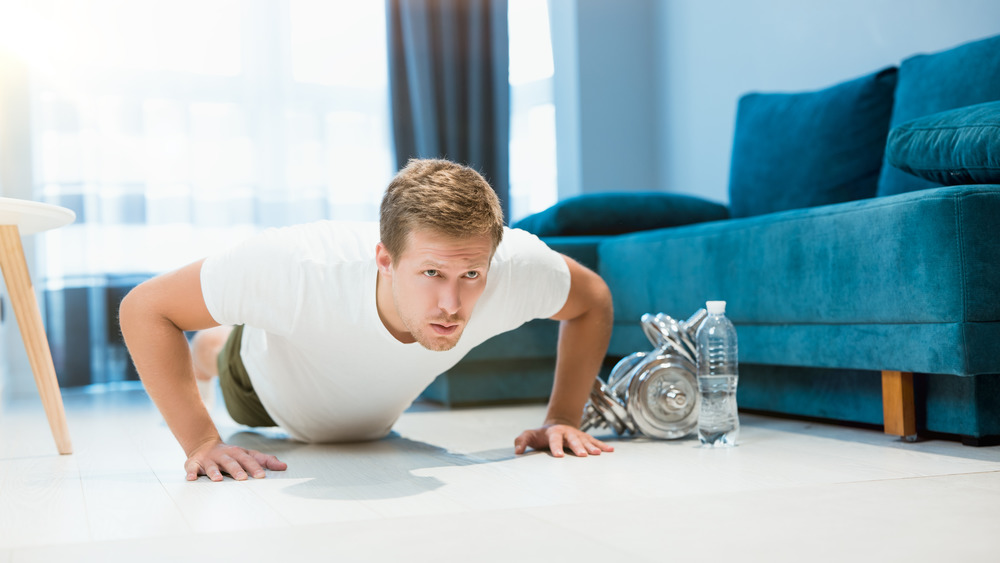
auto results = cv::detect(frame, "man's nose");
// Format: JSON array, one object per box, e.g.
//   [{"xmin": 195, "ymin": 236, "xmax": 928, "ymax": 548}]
[{"xmin": 438, "ymin": 282, "xmax": 461, "ymax": 315}]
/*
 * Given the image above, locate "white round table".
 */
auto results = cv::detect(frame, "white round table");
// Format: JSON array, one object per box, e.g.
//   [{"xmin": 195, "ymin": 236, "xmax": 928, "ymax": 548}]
[{"xmin": 0, "ymin": 197, "xmax": 76, "ymax": 455}]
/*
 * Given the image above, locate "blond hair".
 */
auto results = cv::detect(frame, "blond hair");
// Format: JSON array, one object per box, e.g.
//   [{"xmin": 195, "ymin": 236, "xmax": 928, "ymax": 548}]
[{"xmin": 380, "ymin": 159, "xmax": 504, "ymax": 260}]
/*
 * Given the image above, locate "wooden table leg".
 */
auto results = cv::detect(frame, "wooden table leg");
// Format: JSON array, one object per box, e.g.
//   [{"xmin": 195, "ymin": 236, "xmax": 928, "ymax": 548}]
[
  {"xmin": 0, "ymin": 225, "xmax": 72, "ymax": 455},
  {"xmin": 881, "ymin": 370, "xmax": 917, "ymax": 442}
]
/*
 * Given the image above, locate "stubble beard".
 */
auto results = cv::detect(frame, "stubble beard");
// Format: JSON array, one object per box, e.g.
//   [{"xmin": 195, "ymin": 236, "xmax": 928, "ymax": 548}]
[
  {"xmin": 392, "ymin": 290, "xmax": 464, "ymax": 352},
  {"xmin": 403, "ymin": 313, "xmax": 464, "ymax": 351}
]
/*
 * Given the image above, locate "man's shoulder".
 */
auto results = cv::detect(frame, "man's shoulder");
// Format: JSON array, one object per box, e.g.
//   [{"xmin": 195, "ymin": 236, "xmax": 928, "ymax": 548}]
[
  {"xmin": 227, "ymin": 220, "xmax": 378, "ymax": 269},
  {"xmin": 495, "ymin": 227, "xmax": 558, "ymax": 263},
  {"xmin": 487, "ymin": 227, "xmax": 568, "ymax": 289},
  {"xmin": 308, "ymin": 220, "xmax": 379, "ymax": 263},
  {"xmin": 472, "ymin": 227, "xmax": 571, "ymax": 330},
  {"xmin": 282, "ymin": 219, "xmax": 378, "ymax": 238}
]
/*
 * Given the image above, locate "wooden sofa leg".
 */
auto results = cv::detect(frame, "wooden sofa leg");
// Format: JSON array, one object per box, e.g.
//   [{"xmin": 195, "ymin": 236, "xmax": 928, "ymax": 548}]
[{"xmin": 881, "ymin": 370, "xmax": 917, "ymax": 442}]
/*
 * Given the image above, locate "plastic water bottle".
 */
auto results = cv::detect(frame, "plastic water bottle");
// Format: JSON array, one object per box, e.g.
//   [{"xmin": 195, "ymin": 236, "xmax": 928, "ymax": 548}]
[{"xmin": 696, "ymin": 300, "xmax": 740, "ymax": 447}]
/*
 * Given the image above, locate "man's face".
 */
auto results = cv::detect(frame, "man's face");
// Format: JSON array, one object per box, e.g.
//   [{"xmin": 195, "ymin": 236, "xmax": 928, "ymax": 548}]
[{"xmin": 376, "ymin": 229, "xmax": 493, "ymax": 351}]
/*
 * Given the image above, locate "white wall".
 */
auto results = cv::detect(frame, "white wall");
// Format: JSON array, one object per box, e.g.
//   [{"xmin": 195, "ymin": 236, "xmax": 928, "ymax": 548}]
[
  {"xmin": 550, "ymin": 0, "xmax": 661, "ymax": 198},
  {"xmin": 655, "ymin": 0, "xmax": 1000, "ymax": 204}
]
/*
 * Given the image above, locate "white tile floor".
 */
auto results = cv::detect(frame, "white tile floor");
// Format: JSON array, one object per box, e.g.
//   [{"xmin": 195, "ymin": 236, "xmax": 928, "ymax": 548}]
[{"xmin": 2, "ymin": 386, "xmax": 1000, "ymax": 562}]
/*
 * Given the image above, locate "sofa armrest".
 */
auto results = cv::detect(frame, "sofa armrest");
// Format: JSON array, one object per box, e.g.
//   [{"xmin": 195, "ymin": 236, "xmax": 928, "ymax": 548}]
[{"xmin": 537, "ymin": 235, "xmax": 606, "ymax": 273}]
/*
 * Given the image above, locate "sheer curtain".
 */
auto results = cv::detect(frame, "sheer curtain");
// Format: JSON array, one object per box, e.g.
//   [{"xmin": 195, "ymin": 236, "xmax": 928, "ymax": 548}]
[
  {"xmin": 27, "ymin": 0, "xmax": 393, "ymax": 280},
  {"xmin": 3, "ymin": 0, "xmax": 394, "ymax": 386}
]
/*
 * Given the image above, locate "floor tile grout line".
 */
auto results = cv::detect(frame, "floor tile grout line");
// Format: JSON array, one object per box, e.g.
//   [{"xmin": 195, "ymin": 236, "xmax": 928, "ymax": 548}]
[
  {"xmin": 72, "ymin": 453, "xmax": 97, "ymax": 545},
  {"xmin": 242, "ymin": 476, "xmax": 299, "ymax": 528},
  {"xmin": 509, "ymin": 504, "xmax": 657, "ymax": 562},
  {"xmin": 827, "ymin": 468, "xmax": 1000, "ymax": 487},
  {"xmin": 133, "ymin": 431, "xmax": 201, "ymax": 537},
  {"xmin": 10, "ymin": 502, "xmax": 614, "ymax": 556}
]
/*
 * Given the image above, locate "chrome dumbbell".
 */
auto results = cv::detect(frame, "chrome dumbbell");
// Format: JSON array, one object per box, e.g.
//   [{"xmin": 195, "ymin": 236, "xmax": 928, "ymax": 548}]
[{"xmin": 581, "ymin": 309, "xmax": 706, "ymax": 440}]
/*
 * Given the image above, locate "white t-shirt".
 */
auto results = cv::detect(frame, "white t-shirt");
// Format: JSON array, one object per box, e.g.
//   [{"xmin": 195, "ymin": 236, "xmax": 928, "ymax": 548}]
[{"xmin": 200, "ymin": 221, "xmax": 571, "ymax": 442}]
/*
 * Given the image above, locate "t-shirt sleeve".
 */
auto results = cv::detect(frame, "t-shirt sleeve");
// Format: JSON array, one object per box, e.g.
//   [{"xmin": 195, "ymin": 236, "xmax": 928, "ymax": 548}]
[
  {"xmin": 486, "ymin": 228, "xmax": 572, "ymax": 332},
  {"xmin": 200, "ymin": 227, "xmax": 306, "ymax": 337}
]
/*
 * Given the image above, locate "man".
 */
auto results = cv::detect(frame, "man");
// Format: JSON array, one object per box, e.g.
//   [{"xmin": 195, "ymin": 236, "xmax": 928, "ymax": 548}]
[{"xmin": 120, "ymin": 159, "xmax": 614, "ymax": 482}]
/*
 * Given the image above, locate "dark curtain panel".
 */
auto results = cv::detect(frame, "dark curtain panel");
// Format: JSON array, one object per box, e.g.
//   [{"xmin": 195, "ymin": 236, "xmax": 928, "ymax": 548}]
[{"xmin": 387, "ymin": 0, "xmax": 511, "ymax": 220}]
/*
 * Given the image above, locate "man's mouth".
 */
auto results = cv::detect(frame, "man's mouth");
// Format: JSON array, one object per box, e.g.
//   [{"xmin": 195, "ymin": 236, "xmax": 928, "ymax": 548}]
[{"xmin": 430, "ymin": 322, "xmax": 459, "ymax": 336}]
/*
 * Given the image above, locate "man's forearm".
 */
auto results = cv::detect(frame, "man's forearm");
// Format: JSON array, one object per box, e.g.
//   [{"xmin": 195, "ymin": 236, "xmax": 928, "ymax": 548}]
[
  {"xmin": 545, "ymin": 306, "xmax": 613, "ymax": 427},
  {"xmin": 120, "ymin": 294, "xmax": 221, "ymax": 456}
]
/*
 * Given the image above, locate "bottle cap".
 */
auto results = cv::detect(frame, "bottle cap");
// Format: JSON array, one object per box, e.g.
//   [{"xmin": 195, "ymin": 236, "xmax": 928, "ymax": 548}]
[{"xmin": 706, "ymin": 300, "xmax": 726, "ymax": 314}]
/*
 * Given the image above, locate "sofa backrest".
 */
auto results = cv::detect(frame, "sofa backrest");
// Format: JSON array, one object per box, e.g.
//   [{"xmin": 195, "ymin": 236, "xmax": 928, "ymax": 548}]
[{"xmin": 877, "ymin": 34, "xmax": 1000, "ymax": 197}]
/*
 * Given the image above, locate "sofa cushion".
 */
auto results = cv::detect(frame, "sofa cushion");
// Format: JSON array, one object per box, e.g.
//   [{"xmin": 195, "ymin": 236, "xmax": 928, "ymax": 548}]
[
  {"xmin": 878, "ymin": 34, "xmax": 1000, "ymax": 196},
  {"xmin": 511, "ymin": 192, "xmax": 728, "ymax": 236},
  {"xmin": 887, "ymin": 101, "xmax": 1000, "ymax": 185},
  {"xmin": 728, "ymin": 67, "xmax": 897, "ymax": 219}
]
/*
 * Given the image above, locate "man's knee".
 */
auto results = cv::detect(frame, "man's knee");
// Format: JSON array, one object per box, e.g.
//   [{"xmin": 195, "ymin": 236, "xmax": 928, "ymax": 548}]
[{"xmin": 191, "ymin": 326, "xmax": 233, "ymax": 380}]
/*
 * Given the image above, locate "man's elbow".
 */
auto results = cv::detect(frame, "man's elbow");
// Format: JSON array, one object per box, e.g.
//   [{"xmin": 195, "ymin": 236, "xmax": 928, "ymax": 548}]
[
  {"xmin": 118, "ymin": 282, "xmax": 154, "ymax": 341},
  {"xmin": 118, "ymin": 286, "xmax": 138, "ymax": 337},
  {"xmin": 594, "ymin": 276, "xmax": 614, "ymax": 324},
  {"xmin": 579, "ymin": 269, "xmax": 613, "ymax": 324}
]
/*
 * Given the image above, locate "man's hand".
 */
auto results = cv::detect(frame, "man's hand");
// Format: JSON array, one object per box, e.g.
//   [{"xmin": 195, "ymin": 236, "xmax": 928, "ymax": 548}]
[
  {"xmin": 514, "ymin": 424, "xmax": 614, "ymax": 457},
  {"xmin": 184, "ymin": 439, "xmax": 288, "ymax": 481}
]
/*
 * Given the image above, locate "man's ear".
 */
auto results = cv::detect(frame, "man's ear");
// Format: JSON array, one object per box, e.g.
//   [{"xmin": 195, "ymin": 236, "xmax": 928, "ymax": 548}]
[{"xmin": 375, "ymin": 242, "xmax": 394, "ymax": 276}]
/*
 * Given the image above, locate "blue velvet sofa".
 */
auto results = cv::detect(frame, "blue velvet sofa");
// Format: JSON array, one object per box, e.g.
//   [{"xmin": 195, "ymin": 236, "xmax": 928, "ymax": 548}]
[{"xmin": 423, "ymin": 34, "xmax": 1000, "ymax": 445}]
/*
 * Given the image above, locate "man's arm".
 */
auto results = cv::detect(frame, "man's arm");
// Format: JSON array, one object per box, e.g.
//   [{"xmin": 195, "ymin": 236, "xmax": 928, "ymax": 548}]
[
  {"xmin": 514, "ymin": 255, "xmax": 615, "ymax": 457},
  {"xmin": 119, "ymin": 259, "xmax": 286, "ymax": 481}
]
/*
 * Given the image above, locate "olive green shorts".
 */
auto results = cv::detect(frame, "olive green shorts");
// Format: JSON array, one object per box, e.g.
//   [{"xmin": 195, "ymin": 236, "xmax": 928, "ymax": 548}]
[{"xmin": 217, "ymin": 325, "xmax": 278, "ymax": 428}]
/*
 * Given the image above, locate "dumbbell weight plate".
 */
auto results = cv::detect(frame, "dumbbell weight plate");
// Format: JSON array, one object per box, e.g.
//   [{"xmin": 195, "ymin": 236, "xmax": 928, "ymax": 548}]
[
  {"xmin": 607, "ymin": 351, "xmax": 648, "ymax": 397},
  {"xmin": 590, "ymin": 379, "xmax": 635, "ymax": 435},
  {"xmin": 626, "ymin": 354, "xmax": 699, "ymax": 439}
]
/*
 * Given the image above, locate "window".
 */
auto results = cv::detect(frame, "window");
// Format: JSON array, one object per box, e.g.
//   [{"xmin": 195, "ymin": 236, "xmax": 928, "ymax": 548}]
[{"xmin": 508, "ymin": 0, "xmax": 558, "ymax": 223}]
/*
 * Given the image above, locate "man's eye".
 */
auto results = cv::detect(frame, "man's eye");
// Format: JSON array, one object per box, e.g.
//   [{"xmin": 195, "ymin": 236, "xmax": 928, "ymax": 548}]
[
  {"xmin": 465, "ymin": 271, "xmax": 480, "ymax": 279},
  {"xmin": 423, "ymin": 270, "xmax": 439, "ymax": 277}
]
